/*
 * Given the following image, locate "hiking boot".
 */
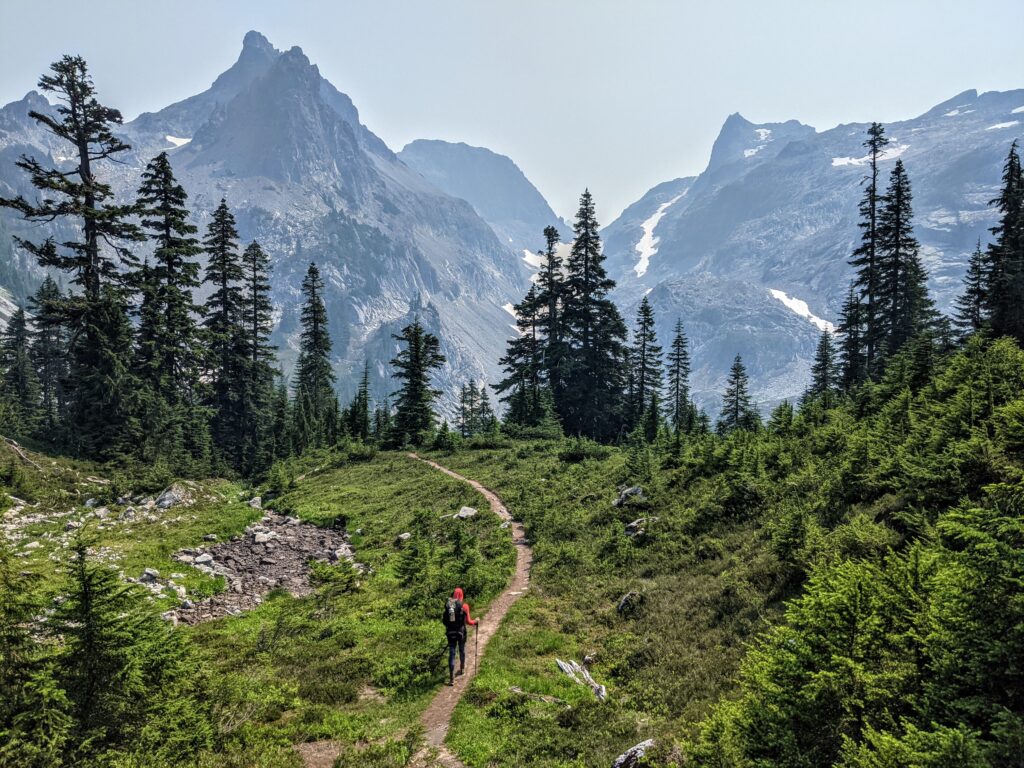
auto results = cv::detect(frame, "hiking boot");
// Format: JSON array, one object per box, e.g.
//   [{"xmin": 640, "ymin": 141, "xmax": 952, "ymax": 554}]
[{"xmin": 457, "ymin": 667, "xmax": 464, "ymax": 677}]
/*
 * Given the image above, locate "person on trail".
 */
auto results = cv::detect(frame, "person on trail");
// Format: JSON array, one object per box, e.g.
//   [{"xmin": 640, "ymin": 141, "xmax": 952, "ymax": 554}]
[{"xmin": 442, "ymin": 587, "xmax": 478, "ymax": 686}]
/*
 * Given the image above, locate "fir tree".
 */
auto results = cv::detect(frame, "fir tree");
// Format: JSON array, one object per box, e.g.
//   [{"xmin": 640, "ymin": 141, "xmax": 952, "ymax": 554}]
[
  {"xmin": 237, "ymin": 241, "xmax": 277, "ymax": 474},
  {"xmin": 848, "ymin": 122, "xmax": 889, "ymax": 375},
  {"xmin": 559, "ymin": 190, "xmax": 627, "ymax": 440},
  {"xmin": 495, "ymin": 285, "xmax": 546, "ymax": 426},
  {"xmin": 666, "ymin": 319, "xmax": 692, "ymax": 433},
  {"xmin": 953, "ymin": 240, "xmax": 988, "ymax": 338},
  {"xmin": 838, "ymin": 286, "xmax": 867, "ymax": 391},
  {"xmin": 346, "ymin": 362, "xmax": 372, "ymax": 442},
  {"xmin": 804, "ymin": 331, "xmax": 839, "ymax": 409},
  {"xmin": 293, "ymin": 263, "xmax": 336, "ymax": 451},
  {"xmin": 389, "ymin": 319, "xmax": 446, "ymax": 446},
  {"xmin": 983, "ymin": 141, "xmax": 1024, "ymax": 342},
  {"xmin": 27, "ymin": 276, "xmax": 66, "ymax": 434},
  {"xmin": 717, "ymin": 354, "xmax": 759, "ymax": 433},
  {"xmin": 0, "ymin": 57, "xmax": 142, "ymax": 459},
  {"xmin": 0, "ymin": 308, "xmax": 41, "ymax": 437},
  {"xmin": 628, "ymin": 296, "xmax": 663, "ymax": 428},
  {"xmin": 535, "ymin": 225, "xmax": 566, "ymax": 400}
]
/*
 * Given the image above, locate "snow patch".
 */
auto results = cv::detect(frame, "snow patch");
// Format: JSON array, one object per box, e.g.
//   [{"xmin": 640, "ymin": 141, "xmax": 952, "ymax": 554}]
[
  {"xmin": 1011, "ymin": 106, "xmax": 1024, "ymax": 114},
  {"xmin": 754, "ymin": 128, "xmax": 772, "ymax": 141},
  {"xmin": 944, "ymin": 109, "xmax": 961, "ymax": 117},
  {"xmin": 501, "ymin": 302, "xmax": 517, "ymax": 318},
  {"xmin": 165, "ymin": 135, "xmax": 191, "ymax": 147},
  {"xmin": 832, "ymin": 143, "xmax": 908, "ymax": 167},
  {"xmin": 744, "ymin": 128, "xmax": 773, "ymax": 158},
  {"xmin": 986, "ymin": 121, "xmax": 1020, "ymax": 131},
  {"xmin": 521, "ymin": 249, "xmax": 543, "ymax": 269},
  {"xmin": 744, "ymin": 147, "xmax": 762, "ymax": 158},
  {"xmin": 769, "ymin": 289, "xmax": 835, "ymax": 333},
  {"xmin": 633, "ymin": 191, "xmax": 688, "ymax": 277}
]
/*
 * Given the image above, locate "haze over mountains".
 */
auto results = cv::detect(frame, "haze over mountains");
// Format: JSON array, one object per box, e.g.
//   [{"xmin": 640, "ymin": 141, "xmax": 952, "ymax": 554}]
[{"xmin": 0, "ymin": 29, "xmax": 1021, "ymax": 413}]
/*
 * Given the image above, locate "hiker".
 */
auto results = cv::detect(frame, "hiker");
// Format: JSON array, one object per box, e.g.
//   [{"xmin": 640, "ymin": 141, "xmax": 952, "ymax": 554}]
[{"xmin": 442, "ymin": 587, "xmax": 478, "ymax": 685}]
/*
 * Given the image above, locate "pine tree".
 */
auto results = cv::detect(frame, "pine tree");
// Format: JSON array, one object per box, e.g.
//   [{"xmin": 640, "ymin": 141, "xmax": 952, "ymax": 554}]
[
  {"xmin": 346, "ymin": 361, "xmax": 372, "ymax": 442},
  {"xmin": 629, "ymin": 296, "xmax": 663, "ymax": 428},
  {"xmin": 293, "ymin": 263, "xmax": 336, "ymax": 452},
  {"xmin": 0, "ymin": 57, "xmax": 143, "ymax": 459},
  {"xmin": 0, "ymin": 308, "xmax": 40, "ymax": 437},
  {"xmin": 838, "ymin": 286, "xmax": 867, "ymax": 391},
  {"xmin": 271, "ymin": 375, "xmax": 291, "ymax": 460},
  {"xmin": 717, "ymin": 354, "xmax": 759, "ymax": 433},
  {"xmin": 389, "ymin": 319, "xmax": 446, "ymax": 446},
  {"xmin": 953, "ymin": 240, "xmax": 988, "ymax": 337},
  {"xmin": 201, "ymin": 199, "xmax": 244, "ymax": 462},
  {"xmin": 559, "ymin": 190, "xmax": 628, "ymax": 440},
  {"xmin": 666, "ymin": 319, "xmax": 692, "ymax": 433},
  {"xmin": 495, "ymin": 286, "xmax": 546, "ymax": 426},
  {"xmin": 848, "ymin": 122, "xmax": 889, "ymax": 375},
  {"xmin": 27, "ymin": 276, "xmax": 67, "ymax": 435},
  {"xmin": 804, "ymin": 331, "xmax": 839, "ymax": 409},
  {"xmin": 477, "ymin": 385, "xmax": 498, "ymax": 433},
  {"xmin": 535, "ymin": 225, "xmax": 566, "ymax": 401},
  {"xmin": 876, "ymin": 159, "xmax": 934, "ymax": 357},
  {"xmin": 237, "ymin": 241, "xmax": 277, "ymax": 474},
  {"xmin": 983, "ymin": 141, "xmax": 1024, "ymax": 342}
]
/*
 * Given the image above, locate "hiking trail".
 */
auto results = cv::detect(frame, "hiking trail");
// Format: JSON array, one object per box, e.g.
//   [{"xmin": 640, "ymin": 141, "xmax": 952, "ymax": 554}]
[{"xmin": 296, "ymin": 453, "xmax": 533, "ymax": 768}]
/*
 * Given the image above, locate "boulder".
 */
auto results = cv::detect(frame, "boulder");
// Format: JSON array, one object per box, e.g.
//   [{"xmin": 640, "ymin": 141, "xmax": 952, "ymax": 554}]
[
  {"xmin": 194, "ymin": 553, "xmax": 214, "ymax": 565},
  {"xmin": 203, "ymin": 533, "xmax": 218, "ymax": 542},
  {"xmin": 119, "ymin": 507, "xmax": 137, "ymax": 521},
  {"xmin": 613, "ymin": 486, "xmax": 646, "ymax": 508},
  {"xmin": 455, "ymin": 506, "xmax": 478, "ymax": 519},
  {"xmin": 254, "ymin": 532, "xmax": 276, "ymax": 544},
  {"xmin": 612, "ymin": 739, "xmax": 655, "ymax": 768},
  {"xmin": 140, "ymin": 567, "xmax": 160, "ymax": 582},
  {"xmin": 395, "ymin": 532, "xmax": 412, "ymax": 544},
  {"xmin": 65, "ymin": 520, "xmax": 83, "ymax": 531},
  {"xmin": 625, "ymin": 517, "xmax": 657, "ymax": 537},
  {"xmin": 248, "ymin": 496, "xmax": 262, "ymax": 509},
  {"xmin": 156, "ymin": 483, "xmax": 192, "ymax": 510},
  {"xmin": 616, "ymin": 591, "xmax": 645, "ymax": 618}
]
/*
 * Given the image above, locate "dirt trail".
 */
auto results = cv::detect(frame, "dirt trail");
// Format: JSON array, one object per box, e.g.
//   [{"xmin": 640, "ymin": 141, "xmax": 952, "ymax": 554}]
[{"xmin": 297, "ymin": 454, "xmax": 533, "ymax": 768}]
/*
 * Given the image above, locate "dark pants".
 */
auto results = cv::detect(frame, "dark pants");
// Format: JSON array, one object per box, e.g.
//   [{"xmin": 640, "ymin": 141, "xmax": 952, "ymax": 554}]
[{"xmin": 447, "ymin": 631, "xmax": 466, "ymax": 676}]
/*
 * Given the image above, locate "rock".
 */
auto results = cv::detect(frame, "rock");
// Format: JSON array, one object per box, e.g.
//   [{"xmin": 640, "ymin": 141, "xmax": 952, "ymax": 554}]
[
  {"xmin": 170, "ymin": 572, "xmax": 186, "ymax": 580},
  {"xmin": 248, "ymin": 496, "xmax": 262, "ymax": 509},
  {"xmin": 500, "ymin": 521, "xmax": 511, "ymax": 529},
  {"xmin": 354, "ymin": 527, "xmax": 363, "ymax": 535},
  {"xmin": 180, "ymin": 598, "xmax": 195, "ymax": 609},
  {"xmin": 160, "ymin": 610, "xmax": 179, "ymax": 626},
  {"xmin": 85, "ymin": 498, "xmax": 98, "ymax": 508},
  {"xmin": 194, "ymin": 553, "xmax": 213, "ymax": 565},
  {"xmin": 140, "ymin": 567, "xmax": 160, "ymax": 582},
  {"xmin": 23, "ymin": 541, "xmax": 40, "ymax": 550},
  {"xmin": 254, "ymin": 532, "xmax": 276, "ymax": 544},
  {"xmin": 455, "ymin": 506, "xmax": 478, "ymax": 519},
  {"xmin": 119, "ymin": 507, "xmax": 136, "ymax": 521},
  {"xmin": 331, "ymin": 547, "xmax": 353, "ymax": 562},
  {"xmin": 156, "ymin": 483, "xmax": 191, "ymax": 510},
  {"xmin": 176, "ymin": 554, "xmax": 195, "ymax": 564},
  {"xmin": 625, "ymin": 517, "xmax": 657, "ymax": 537},
  {"xmin": 395, "ymin": 532, "xmax": 412, "ymax": 544},
  {"xmin": 92, "ymin": 507, "xmax": 110, "ymax": 519},
  {"xmin": 617, "ymin": 591, "xmax": 645, "ymax": 617},
  {"xmin": 613, "ymin": 486, "xmax": 646, "ymax": 508},
  {"xmin": 203, "ymin": 533, "xmax": 218, "ymax": 542},
  {"xmin": 65, "ymin": 520, "xmax": 83, "ymax": 531},
  {"xmin": 612, "ymin": 739, "xmax": 655, "ymax": 768},
  {"xmin": 116, "ymin": 496, "xmax": 131, "ymax": 505}
]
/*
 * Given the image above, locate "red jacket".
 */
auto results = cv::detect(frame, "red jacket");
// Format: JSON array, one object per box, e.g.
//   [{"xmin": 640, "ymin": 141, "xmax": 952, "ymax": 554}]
[{"xmin": 452, "ymin": 587, "xmax": 477, "ymax": 626}]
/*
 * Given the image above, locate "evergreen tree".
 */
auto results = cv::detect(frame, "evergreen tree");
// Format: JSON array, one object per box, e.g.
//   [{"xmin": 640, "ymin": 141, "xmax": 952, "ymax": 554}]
[
  {"xmin": 495, "ymin": 285, "xmax": 546, "ymax": 426},
  {"xmin": 804, "ymin": 330, "xmax": 839, "ymax": 408},
  {"xmin": 0, "ymin": 56, "xmax": 142, "ymax": 459},
  {"xmin": 346, "ymin": 362, "xmax": 372, "ymax": 442},
  {"xmin": 838, "ymin": 285, "xmax": 867, "ymax": 391},
  {"xmin": 237, "ymin": 241, "xmax": 277, "ymax": 474},
  {"xmin": 983, "ymin": 141, "xmax": 1024, "ymax": 342},
  {"xmin": 0, "ymin": 308, "xmax": 40, "ymax": 437},
  {"xmin": 848, "ymin": 122, "xmax": 889, "ymax": 375},
  {"xmin": 717, "ymin": 354, "xmax": 759, "ymax": 433},
  {"xmin": 201, "ymin": 199, "xmax": 244, "ymax": 463},
  {"xmin": 477, "ymin": 385, "xmax": 498, "ymax": 433},
  {"xmin": 666, "ymin": 319, "xmax": 692, "ymax": 433},
  {"xmin": 389, "ymin": 319, "xmax": 446, "ymax": 446},
  {"xmin": 954, "ymin": 240, "xmax": 988, "ymax": 337},
  {"xmin": 535, "ymin": 225, "xmax": 566, "ymax": 401},
  {"xmin": 293, "ymin": 263, "xmax": 336, "ymax": 451},
  {"xmin": 270, "ymin": 374, "xmax": 291, "ymax": 460},
  {"xmin": 877, "ymin": 159, "xmax": 934, "ymax": 357},
  {"xmin": 27, "ymin": 276, "xmax": 67, "ymax": 434},
  {"xmin": 628, "ymin": 296, "xmax": 663, "ymax": 428},
  {"xmin": 559, "ymin": 190, "xmax": 627, "ymax": 440}
]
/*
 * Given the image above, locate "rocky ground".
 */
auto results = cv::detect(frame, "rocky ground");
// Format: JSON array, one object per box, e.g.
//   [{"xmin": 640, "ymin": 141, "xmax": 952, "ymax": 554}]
[{"xmin": 169, "ymin": 511, "xmax": 358, "ymax": 625}]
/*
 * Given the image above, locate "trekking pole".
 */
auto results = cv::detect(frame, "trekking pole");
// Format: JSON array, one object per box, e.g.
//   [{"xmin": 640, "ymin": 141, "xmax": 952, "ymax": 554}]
[{"xmin": 474, "ymin": 624, "xmax": 479, "ymax": 675}]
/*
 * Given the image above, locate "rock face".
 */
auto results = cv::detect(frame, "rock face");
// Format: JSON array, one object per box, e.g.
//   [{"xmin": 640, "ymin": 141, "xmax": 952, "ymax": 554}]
[
  {"xmin": 612, "ymin": 739, "xmax": 656, "ymax": 768},
  {"xmin": 171, "ymin": 513, "xmax": 355, "ymax": 625}
]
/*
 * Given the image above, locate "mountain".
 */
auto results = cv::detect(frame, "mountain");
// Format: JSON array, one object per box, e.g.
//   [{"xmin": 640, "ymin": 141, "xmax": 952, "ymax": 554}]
[
  {"xmin": 604, "ymin": 87, "xmax": 1024, "ymax": 413},
  {"xmin": 0, "ymin": 32, "xmax": 532, "ymax": 409},
  {"xmin": 399, "ymin": 139, "xmax": 569, "ymax": 257}
]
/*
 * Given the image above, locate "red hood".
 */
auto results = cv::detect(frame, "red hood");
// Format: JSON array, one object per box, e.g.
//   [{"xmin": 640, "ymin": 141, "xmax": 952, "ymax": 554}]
[{"xmin": 453, "ymin": 587, "xmax": 464, "ymax": 601}]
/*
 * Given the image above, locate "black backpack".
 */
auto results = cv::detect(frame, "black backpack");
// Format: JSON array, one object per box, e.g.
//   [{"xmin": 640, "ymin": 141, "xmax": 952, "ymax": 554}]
[{"xmin": 442, "ymin": 598, "xmax": 465, "ymax": 634}]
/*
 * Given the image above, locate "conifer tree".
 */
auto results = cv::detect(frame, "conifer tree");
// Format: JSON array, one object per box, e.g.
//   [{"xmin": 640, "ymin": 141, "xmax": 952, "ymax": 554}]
[
  {"xmin": 848, "ymin": 122, "xmax": 889, "ymax": 375},
  {"xmin": 293, "ymin": 263, "xmax": 336, "ymax": 451},
  {"xmin": 666, "ymin": 319, "xmax": 692, "ymax": 433},
  {"xmin": 983, "ymin": 141, "xmax": 1024, "ymax": 342},
  {"xmin": 477, "ymin": 385, "xmax": 497, "ymax": 433},
  {"xmin": 271, "ymin": 375, "xmax": 291, "ymax": 460},
  {"xmin": 804, "ymin": 331, "xmax": 839, "ymax": 408},
  {"xmin": 389, "ymin": 319, "xmax": 446, "ymax": 446},
  {"xmin": 954, "ymin": 240, "xmax": 988, "ymax": 337},
  {"xmin": 237, "ymin": 241, "xmax": 277, "ymax": 473},
  {"xmin": 495, "ymin": 286, "xmax": 546, "ymax": 426},
  {"xmin": 877, "ymin": 159, "xmax": 934, "ymax": 357},
  {"xmin": 27, "ymin": 276, "xmax": 66, "ymax": 435},
  {"xmin": 0, "ymin": 308, "xmax": 41, "ymax": 437},
  {"xmin": 559, "ymin": 190, "xmax": 627, "ymax": 440},
  {"xmin": 0, "ymin": 56, "xmax": 142, "ymax": 459},
  {"xmin": 717, "ymin": 354, "xmax": 759, "ymax": 433},
  {"xmin": 201, "ymin": 199, "xmax": 244, "ymax": 461},
  {"xmin": 346, "ymin": 362, "xmax": 372, "ymax": 442},
  {"xmin": 535, "ymin": 225, "xmax": 565, "ymax": 399},
  {"xmin": 628, "ymin": 296, "xmax": 663, "ymax": 428},
  {"xmin": 838, "ymin": 286, "xmax": 867, "ymax": 391}
]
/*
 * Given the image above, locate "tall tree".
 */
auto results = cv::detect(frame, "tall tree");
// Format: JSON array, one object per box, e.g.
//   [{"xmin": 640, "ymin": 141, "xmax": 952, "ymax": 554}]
[
  {"xmin": 717, "ymin": 354, "xmax": 759, "ymax": 434},
  {"xmin": 293, "ymin": 263, "xmax": 336, "ymax": 451},
  {"xmin": 346, "ymin": 361, "xmax": 372, "ymax": 442},
  {"xmin": 559, "ymin": 190, "xmax": 627, "ymax": 440},
  {"xmin": 0, "ymin": 308, "xmax": 41, "ymax": 436},
  {"xmin": 238, "ymin": 241, "xmax": 277, "ymax": 473},
  {"xmin": 804, "ymin": 331, "xmax": 839, "ymax": 409},
  {"xmin": 877, "ymin": 159, "xmax": 934, "ymax": 357},
  {"xmin": 27, "ymin": 276, "xmax": 67, "ymax": 433},
  {"xmin": 389, "ymin": 319, "xmax": 446, "ymax": 446},
  {"xmin": 535, "ymin": 225, "xmax": 565, "ymax": 399},
  {"xmin": 666, "ymin": 319, "xmax": 692, "ymax": 432},
  {"xmin": 838, "ymin": 286, "xmax": 867, "ymax": 391},
  {"xmin": 628, "ymin": 296, "xmax": 663, "ymax": 428},
  {"xmin": 953, "ymin": 240, "xmax": 988, "ymax": 337},
  {"xmin": 983, "ymin": 141, "xmax": 1024, "ymax": 343},
  {"xmin": 0, "ymin": 56, "xmax": 142, "ymax": 459},
  {"xmin": 848, "ymin": 122, "xmax": 890, "ymax": 376},
  {"xmin": 495, "ymin": 285, "xmax": 547, "ymax": 427}
]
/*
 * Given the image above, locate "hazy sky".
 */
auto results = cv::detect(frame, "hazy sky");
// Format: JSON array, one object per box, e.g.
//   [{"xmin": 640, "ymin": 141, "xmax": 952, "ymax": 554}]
[{"xmin": 1, "ymin": 1, "xmax": 1021, "ymax": 222}]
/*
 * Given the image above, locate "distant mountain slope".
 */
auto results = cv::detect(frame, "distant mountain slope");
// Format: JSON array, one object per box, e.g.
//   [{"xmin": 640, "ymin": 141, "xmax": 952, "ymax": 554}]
[
  {"xmin": 605, "ymin": 87, "xmax": 1024, "ymax": 413},
  {"xmin": 399, "ymin": 139, "xmax": 569, "ymax": 257}
]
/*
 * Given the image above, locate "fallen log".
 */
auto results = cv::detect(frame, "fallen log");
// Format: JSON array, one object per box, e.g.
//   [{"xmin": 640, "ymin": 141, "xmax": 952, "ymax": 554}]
[{"xmin": 555, "ymin": 658, "xmax": 607, "ymax": 701}]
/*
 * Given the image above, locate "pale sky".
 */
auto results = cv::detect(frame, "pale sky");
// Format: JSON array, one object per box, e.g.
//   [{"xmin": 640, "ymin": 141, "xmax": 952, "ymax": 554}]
[{"xmin": 1, "ymin": 0, "xmax": 1021, "ymax": 222}]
